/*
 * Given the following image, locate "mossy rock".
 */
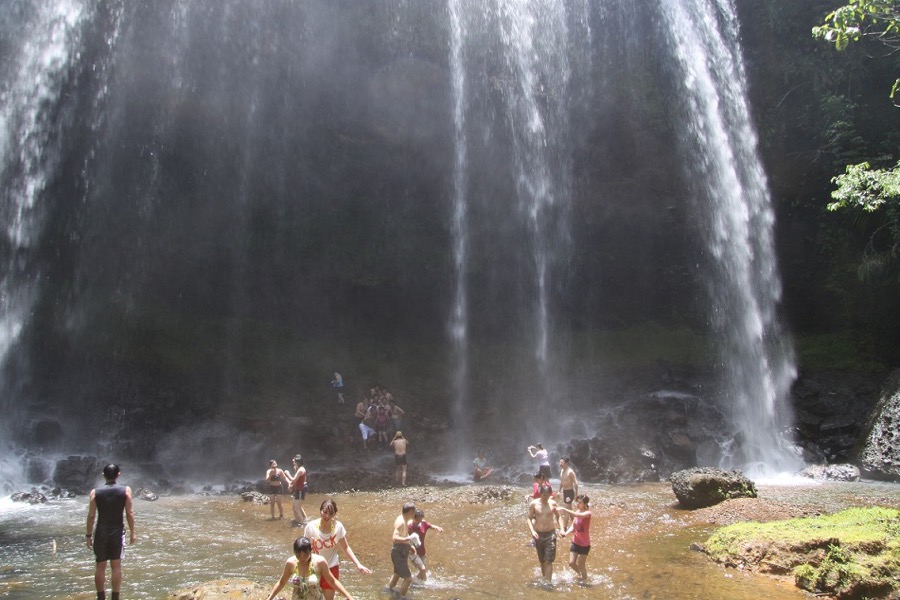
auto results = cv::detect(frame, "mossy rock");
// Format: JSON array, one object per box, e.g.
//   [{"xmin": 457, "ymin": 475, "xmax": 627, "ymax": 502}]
[{"xmin": 702, "ymin": 507, "xmax": 900, "ymax": 599}]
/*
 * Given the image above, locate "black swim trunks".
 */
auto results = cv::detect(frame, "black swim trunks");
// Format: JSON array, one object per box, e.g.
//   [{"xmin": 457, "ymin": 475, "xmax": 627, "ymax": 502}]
[
  {"xmin": 570, "ymin": 542, "xmax": 591, "ymax": 555},
  {"xmin": 395, "ymin": 454, "xmax": 407, "ymax": 466},
  {"xmin": 391, "ymin": 543, "xmax": 412, "ymax": 578},
  {"xmin": 93, "ymin": 526, "xmax": 125, "ymax": 563},
  {"xmin": 535, "ymin": 530, "xmax": 557, "ymax": 564},
  {"xmin": 563, "ymin": 489, "xmax": 575, "ymax": 504}
]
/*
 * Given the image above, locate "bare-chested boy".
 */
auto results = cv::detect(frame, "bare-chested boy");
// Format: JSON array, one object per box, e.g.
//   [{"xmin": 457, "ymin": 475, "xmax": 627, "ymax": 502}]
[
  {"xmin": 527, "ymin": 483, "xmax": 561, "ymax": 583},
  {"xmin": 558, "ymin": 457, "xmax": 579, "ymax": 529},
  {"xmin": 388, "ymin": 502, "xmax": 416, "ymax": 598}
]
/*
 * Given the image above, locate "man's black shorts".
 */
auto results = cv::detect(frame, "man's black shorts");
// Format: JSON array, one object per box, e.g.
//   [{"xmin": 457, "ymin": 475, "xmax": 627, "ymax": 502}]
[{"xmin": 93, "ymin": 527, "xmax": 125, "ymax": 563}]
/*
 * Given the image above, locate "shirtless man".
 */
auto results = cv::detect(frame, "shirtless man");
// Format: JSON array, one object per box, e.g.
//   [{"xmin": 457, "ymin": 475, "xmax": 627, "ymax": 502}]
[
  {"xmin": 388, "ymin": 502, "xmax": 417, "ymax": 598},
  {"xmin": 527, "ymin": 483, "xmax": 561, "ymax": 584},
  {"xmin": 558, "ymin": 457, "xmax": 579, "ymax": 530},
  {"xmin": 390, "ymin": 431, "xmax": 409, "ymax": 486}
]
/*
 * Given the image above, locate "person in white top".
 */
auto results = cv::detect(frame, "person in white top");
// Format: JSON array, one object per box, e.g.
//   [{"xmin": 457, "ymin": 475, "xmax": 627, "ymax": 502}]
[
  {"xmin": 528, "ymin": 444, "xmax": 551, "ymax": 480},
  {"xmin": 302, "ymin": 498, "xmax": 371, "ymax": 600}
]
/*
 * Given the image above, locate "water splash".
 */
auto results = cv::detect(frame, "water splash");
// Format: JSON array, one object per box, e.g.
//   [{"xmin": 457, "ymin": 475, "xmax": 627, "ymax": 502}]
[{"xmin": 659, "ymin": 0, "xmax": 801, "ymax": 476}]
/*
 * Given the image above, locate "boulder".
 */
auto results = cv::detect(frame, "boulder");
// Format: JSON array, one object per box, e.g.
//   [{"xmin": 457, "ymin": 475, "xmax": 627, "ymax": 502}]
[
  {"xmin": 670, "ymin": 467, "xmax": 757, "ymax": 509},
  {"xmin": 798, "ymin": 463, "xmax": 860, "ymax": 482},
  {"xmin": 168, "ymin": 579, "xmax": 269, "ymax": 599},
  {"xmin": 53, "ymin": 456, "xmax": 101, "ymax": 495},
  {"xmin": 136, "ymin": 487, "xmax": 159, "ymax": 501},
  {"xmin": 856, "ymin": 369, "xmax": 900, "ymax": 482}
]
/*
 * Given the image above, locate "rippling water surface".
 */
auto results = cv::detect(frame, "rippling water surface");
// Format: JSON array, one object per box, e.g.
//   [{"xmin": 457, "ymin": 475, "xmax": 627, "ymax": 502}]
[{"xmin": 2, "ymin": 481, "xmax": 898, "ymax": 599}]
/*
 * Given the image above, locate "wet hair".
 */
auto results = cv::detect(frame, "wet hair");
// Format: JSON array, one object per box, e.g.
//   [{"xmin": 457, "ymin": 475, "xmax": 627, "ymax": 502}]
[
  {"xmin": 560, "ymin": 457, "xmax": 570, "ymax": 465},
  {"xmin": 293, "ymin": 536, "xmax": 313, "ymax": 555},
  {"xmin": 319, "ymin": 498, "xmax": 338, "ymax": 515},
  {"xmin": 414, "ymin": 509, "xmax": 425, "ymax": 519},
  {"xmin": 269, "ymin": 459, "xmax": 277, "ymax": 467},
  {"xmin": 535, "ymin": 443, "xmax": 544, "ymax": 450},
  {"xmin": 293, "ymin": 454, "xmax": 303, "ymax": 465},
  {"xmin": 102, "ymin": 464, "xmax": 120, "ymax": 480},
  {"xmin": 402, "ymin": 502, "xmax": 416, "ymax": 515},
  {"xmin": 539, "ymin": 483, "xmax": 553, "ymax": 495},
  {"xmin": 575, "ymin": 493, "xmax": 590, "ymax": 508}
]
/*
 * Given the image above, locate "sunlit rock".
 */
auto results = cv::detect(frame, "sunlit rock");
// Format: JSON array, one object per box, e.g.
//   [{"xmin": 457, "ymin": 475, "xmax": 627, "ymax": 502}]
[
  {"xmin": 857, "ymin": 369, "xmax": 900, "ymax": 482},
  {"xmin": 798, "ymin": 464, "xmax": 860, "ymax": 482},
  {"xmin": 168, "ymin": 579, "xmax": 269, "ymax": 599},
  {"xmin": 669, "ymin": 467, "xmax": 757, "ymax": 509}
]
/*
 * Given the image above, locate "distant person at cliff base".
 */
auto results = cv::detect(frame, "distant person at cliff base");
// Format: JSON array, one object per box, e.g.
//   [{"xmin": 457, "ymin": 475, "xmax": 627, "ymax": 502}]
[
  {"xmin": 407, "ymin": 509, "xmax": 444, "ymax": 581},
  {"xmin": 332, "ymin": 372, "xmax": 345, "ymax": 405},
  {"xmin": 388, "ymin": 502, "xmax": 417, "ymax": 598},
  {"xmin": 527, "ymin": 444, "xmax": 551, "ymax": 480},
  {"xmin": 86, "ymin": 463, "xmax": 136, "ymax": 600},
  {"xmin": 265, "ymin": 536, "xmax": 355, "ymax": 600},
  {"xmin": 303, "ymin": 498, "xmax": 371, "ymax": 600},
  {"xmin": 265, "ymin": 460, "xmax": 289, "ymax": 520},
  {"xmin": 559, "ymin": 494, "xmax": 592, "ymax": 582},
  {"xmin": 288, "ymin": 454, "xmax": 309, "ymax": 525},
  {"xmin": 473, "ymin": 450, "xmax": 493, "ymax": 481},
  {"xmin": 390, "ymin": 431, "xmax": 409, "ymax": 486}
]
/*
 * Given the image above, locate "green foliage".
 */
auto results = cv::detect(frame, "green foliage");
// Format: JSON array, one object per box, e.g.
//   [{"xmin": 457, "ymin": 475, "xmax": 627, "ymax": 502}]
[
  {"xmin": 813, "ymin": 0, "xmax": 900, "ymax": 97},
  {"xmin": 829, "ymin": 161, "xmax": 900, "ymax": 212},
  {"xmin": 826, "ymin": 161, "xmax": 900, "ymax": 281}
]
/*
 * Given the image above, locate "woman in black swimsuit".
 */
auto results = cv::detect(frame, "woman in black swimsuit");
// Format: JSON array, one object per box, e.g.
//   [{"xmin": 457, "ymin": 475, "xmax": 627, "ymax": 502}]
[{"xmin": 266, "ymin": 459, "xmax": 288, "ymax": 520}]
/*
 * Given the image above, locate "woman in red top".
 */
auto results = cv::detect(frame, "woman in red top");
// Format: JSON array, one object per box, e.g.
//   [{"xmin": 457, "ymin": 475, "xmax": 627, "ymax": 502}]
[{"xmin": 560, "ymin": 494, "xmax": 592, "ymax": 582}]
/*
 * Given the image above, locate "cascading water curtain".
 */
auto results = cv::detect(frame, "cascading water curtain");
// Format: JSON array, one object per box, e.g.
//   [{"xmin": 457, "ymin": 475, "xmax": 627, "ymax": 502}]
[{"xmin": 659, "ymin": 0, "xmax": 801, "ymax": 476}]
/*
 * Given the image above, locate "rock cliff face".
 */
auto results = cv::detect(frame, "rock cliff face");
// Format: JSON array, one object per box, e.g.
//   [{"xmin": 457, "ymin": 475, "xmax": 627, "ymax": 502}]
[{"xmin": 857, "ymin": 369, "xmax": 900, "ymax": 482}]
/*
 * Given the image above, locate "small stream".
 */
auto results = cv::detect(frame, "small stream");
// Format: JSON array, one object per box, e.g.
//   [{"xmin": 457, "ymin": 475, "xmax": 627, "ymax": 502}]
[{"xmin": 1, "ymin": 481, "xmax": 898, "ymax": 599}]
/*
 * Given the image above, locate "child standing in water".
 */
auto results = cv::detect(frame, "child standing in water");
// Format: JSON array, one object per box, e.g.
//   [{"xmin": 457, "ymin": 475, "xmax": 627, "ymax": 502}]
[{"xmin": 407, "ymin": 509, "xmax": 444, "ymax": 581}]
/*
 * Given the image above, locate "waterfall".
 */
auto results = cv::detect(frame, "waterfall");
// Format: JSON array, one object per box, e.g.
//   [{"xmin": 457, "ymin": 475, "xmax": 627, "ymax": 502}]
[
  {"xmin": 0, "ymin": 0, "xmax": 100, "ymax": 421},
  {"xmin": 659, "ymin": 0, "xmax": 801, "ymax": 476},
  {"xmin": 448, "ymin": 0, "xmax": 470, "ymax": 448},
  {"xmin": 0, "ymin": 0, "xmax": 802, "ymax": 478}
]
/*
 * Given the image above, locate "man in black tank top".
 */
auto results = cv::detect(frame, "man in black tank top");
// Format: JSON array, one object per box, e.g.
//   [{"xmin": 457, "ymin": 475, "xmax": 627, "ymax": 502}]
[{"xmin": 86, "ymin": 464, "xmax": 136, "ymax": 600}]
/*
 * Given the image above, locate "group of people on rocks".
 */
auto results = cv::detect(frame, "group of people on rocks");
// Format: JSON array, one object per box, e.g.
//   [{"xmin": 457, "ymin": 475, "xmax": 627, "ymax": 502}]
[
  {"xmin": 354, "ymin": 385, "xmax": 406, "ymax": 451},
  {"xmin": 85, "ymin": 443, "xmax": 590, "ymax": 600}
]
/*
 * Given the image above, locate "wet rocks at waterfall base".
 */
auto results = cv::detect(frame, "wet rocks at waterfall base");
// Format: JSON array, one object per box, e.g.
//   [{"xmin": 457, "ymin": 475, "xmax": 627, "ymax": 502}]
[
  {"xmin": 669, "ymin": 467, "xmax": 757, "ymax": 509},
  {"xmin": 857, "ymin": 369, "xmax": 900, "ymax": 482}
]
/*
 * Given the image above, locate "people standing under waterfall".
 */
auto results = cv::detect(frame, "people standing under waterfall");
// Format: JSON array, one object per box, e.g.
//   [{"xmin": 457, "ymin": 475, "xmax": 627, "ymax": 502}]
[
  {"xmin": 528, "ymin": 444, "xmax": 552, "ymax": 480},
  {"xmin": 374, "ymin": 399, "xmax": 391, "ymax": 444},
  {"xmin": 557, "ymin": 457, "xmax": 579, "ymax": 530},
  {"xmin": 331, "ymin": 372, "xmax": 345, "ymax": 405},
  {"xmin": 265, "ymin": 460, "xmax": 290, "ymax": 520},
  {"xmin": 388, "ymin": 398, "xmax": 405, "ymax": 437},
  {"xmin": 527, "ymin": 483, "xmax": 561, "ymax": 584},
  {"xmin": 390, "ymin": 431, "xmax": 409, "ymax": 486},
  {"xmin": 265, "ymin": 536, "xmax": 355, "ymax": 600},
  {"xmin": 86, "ymin": 463, "xmax": 136, "ymax": 600},
  {"xmin": 388, "ymin": 502, "xmax": 417, "ymax": 598},
  {"xmin": 559, "ymin": 494, "xmax": 592, "ymax": 583},
  {"xmin": 358, "ymin": 400, "xmax": 377, "ymax": 452},
  {"xmin": 303, "ymin": 498, "xmax": 371, "ymax": 600},
  {"xmin": 288, "ymin": 454, "xmax": 309, "ymax": 525},
  {"xmin": 407, "ymin": 508, "xmax": 443, "ymax": 581}
]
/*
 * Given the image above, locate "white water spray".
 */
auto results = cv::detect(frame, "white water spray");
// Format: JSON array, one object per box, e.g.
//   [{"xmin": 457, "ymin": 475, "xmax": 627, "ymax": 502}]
[{"xmin": 659, "ymin": 0, "xmax": 801, "ymax": 476}]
